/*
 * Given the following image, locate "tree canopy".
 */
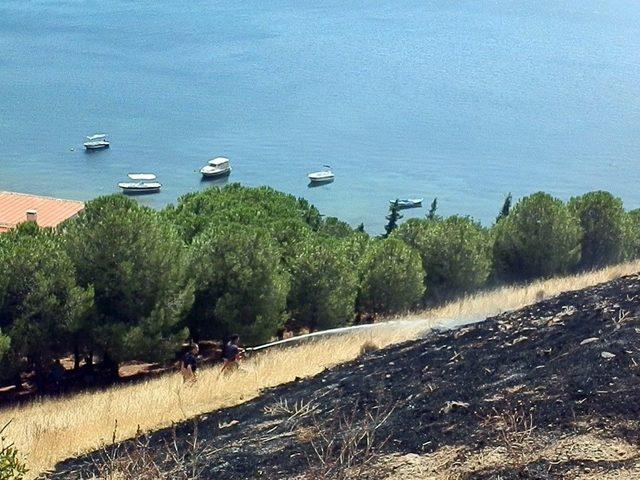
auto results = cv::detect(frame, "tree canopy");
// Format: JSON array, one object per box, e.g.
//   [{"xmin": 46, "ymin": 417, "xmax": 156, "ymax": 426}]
[
  {"xmin": 493, "ymin": 192, "xmax": 582, "ymax": 280},
  {"xmin": 64, "ymin": 195, "xmax": 191, "ymax": 364},
  {"xmin": 358, "ymin": 238, "xmax": 424, "ymax": 314},
  {"xmin": 287, "ymin": 238, "xmax": 358, "ymax": 331},
  {"xmin": 0, "ymin": 223, "xmax": 92, "ymax": 379},
  {"xmin": 394, "ymin": 216, "xmax": 492, "ymax": 302},
  {"xmin": 187, "ymin": 224, "xmax": 289, "ymax": 343},
  {"xmin": 0, "ymin": 184, "xmax": 638, "ymax": 391},
  {"xmin": 568, "ymin": 191, "xmax": 630, "ymax": 269}
]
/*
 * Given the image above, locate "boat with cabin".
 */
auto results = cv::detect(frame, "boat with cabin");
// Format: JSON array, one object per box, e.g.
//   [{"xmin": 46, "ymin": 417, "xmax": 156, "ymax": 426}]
[
  {"xmin": 308, "ymin": 165, "xmax": 334, "ymax": 183},
  {"xmin": 118, "ymin": 173, "xmax": 162, "ymax": 194},
  {"xmin": 390, "ymin": 198, "xmax": 423, "ymax": 209},
  {"xmin": 83, "ymin": 134, "xmax": 110, "ymax": 150},
  {"xmin": 200, "ymin": 157, "xmax": 232, "ymax": 178}
]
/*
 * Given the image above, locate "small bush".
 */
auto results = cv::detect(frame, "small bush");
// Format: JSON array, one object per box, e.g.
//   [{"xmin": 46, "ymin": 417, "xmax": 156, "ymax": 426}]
[{"xmin": 0, "ymin": 423, "xmax": 27, "ymax": 480}]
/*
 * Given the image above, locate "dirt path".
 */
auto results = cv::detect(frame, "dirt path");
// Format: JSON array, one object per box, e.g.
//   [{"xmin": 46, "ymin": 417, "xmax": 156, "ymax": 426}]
[{"xmin": 46, "ymin": 274, "xmax": 640, "ymax": 479}]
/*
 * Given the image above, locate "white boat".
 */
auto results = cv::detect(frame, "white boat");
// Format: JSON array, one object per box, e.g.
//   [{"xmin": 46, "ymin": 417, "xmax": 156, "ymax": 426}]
[
  {"xmin": 200, "ymin": 157, "xmax": 231, "ymax": 178},
  {"xmin": 390, "ymin": 198, "xmax": 424, "ymax": 209},
  {"xmin": 83, "ymin": 134, "xmax": 110, "ymax": 150},
  {"xmin": 118, "ymin": 173, "xmax": 162, "ymax": 194},
  {"xmin": 308, "ymin": 165, "xmax": 334, "ymax": 183}
]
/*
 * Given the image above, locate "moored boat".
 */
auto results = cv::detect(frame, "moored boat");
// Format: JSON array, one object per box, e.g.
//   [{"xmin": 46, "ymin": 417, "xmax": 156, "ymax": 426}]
[
  {"xmin": 308, "ymin": 165, "xmax": 334, "ymax": 183},
  {"xmin": 200, "ymin": 157, "xmax": 231, "ymax": 178},
  {"xmin": 118, "ymin": 173, "xmax": 162, "ymax": 194},
  {"xmin": 84, "ymin": 134, "xmax": 110, "ymax": 150},
  {"xmin": 391, "ymin": 198, "xmax": 423, "ymax": 209}
]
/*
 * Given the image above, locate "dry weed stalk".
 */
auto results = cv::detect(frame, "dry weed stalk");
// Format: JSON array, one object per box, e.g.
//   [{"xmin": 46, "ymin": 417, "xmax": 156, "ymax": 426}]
[
  {"xmin": 489, "ymin": 407, "xmax": 536, "ymax": 458},
  {"xmin": 305, "ymin": 401, "xmax": 396, "ymax": 480},
  {"xmin": 263, "ymin": 397, "xmax": 320, "ymax": 422},
  {"xmin": 93, "ymin": 420, "xmax": 208, "ymax": 480}
]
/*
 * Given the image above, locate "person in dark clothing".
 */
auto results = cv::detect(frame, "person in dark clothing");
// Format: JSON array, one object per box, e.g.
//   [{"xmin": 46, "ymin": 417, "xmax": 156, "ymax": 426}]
[
  {"xmin": 49, "ymin": 358, "xmax": 65, "ymax": 393},
  {"xmin": 221, "ymin": 334, "xmax": 244, "ymax": 373},
  {"xmin": 181, "ymin": 343, "xmax": 199, "ymax": 383}
]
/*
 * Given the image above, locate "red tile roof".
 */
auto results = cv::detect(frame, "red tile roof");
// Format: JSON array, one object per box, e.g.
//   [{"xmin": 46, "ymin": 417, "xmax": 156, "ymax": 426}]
[{"xmin": 0, "ymin": 191, "xmax": 84, "ymax": 232}]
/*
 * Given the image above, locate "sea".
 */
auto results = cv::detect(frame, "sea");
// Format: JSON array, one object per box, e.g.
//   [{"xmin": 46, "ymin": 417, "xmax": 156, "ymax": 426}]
[{"xmin": 1, "ymin": 0, "xmax": 639, "ymax": 232}]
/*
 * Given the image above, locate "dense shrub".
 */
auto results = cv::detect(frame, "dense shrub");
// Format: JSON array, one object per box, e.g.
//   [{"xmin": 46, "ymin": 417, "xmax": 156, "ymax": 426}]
[
  {"xmin": 187, "ymin": 224, "xmax": 289, "ymax": 343},
  {"xmin": 493, "ymin": 192, "xmax": 582, "ymax": 280},
  {"xmin": 64, "ymin": 195, "xmax": 192, "ymax": 366},
  {"xmin": 287, "ymin": 239, "xmax": 358, "ymax": 331},
  {"xmin": 568, "ymin": 191, "xmax": 629, "ymax": 269},
  {"xmin": 357, "ymin": 238, "xmax": 424, "ymax": 314},
  {"xmin": 394, "ymin": 216, "xmax": 492, "ymax": 302}
]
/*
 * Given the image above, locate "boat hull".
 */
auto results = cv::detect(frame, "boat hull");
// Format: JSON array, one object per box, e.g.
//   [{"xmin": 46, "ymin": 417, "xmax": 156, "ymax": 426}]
[
  {"xmin": 308, "ymin": 174, "xmax": 335, "ymax": 183},
  {"xmin": 118, "ymin": 182, "xmax": 162, "ymax": 194},
  {"xmin": 201, "ymin": 167, "xmax": 232, "ymax": 179},
  {"xmin": 84, "ymin": 142, "xmax": 110, "ymax": 150},
  {"xmin": 390, "ymin": 199, "xmax": 423, "ymax": 209}
]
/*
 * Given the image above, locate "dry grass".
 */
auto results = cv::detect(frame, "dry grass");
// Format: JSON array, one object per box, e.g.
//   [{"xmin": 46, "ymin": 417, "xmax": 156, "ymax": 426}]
[
  {"xmin": 410, "ymin": 260, "xmax": 640, "ymax": 325},
  {"xmin": 1, "ymin": 260, "xmax": 639, "ymax": 478},
  {"xmin": 1, "ymin": 326, "xmax": 427, "ymax": 478}
]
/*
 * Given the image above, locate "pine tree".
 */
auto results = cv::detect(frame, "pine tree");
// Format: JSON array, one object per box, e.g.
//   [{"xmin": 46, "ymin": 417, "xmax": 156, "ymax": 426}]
[
  {"xmin": 356, "ymin": 223, "xmax": 365, "ymax": 233},
  {"xmin": 427, "ymin": 197, "xmax": 438, "ymax": 220},
  {"xmin": 384, "ymin": 200, "xmax": 403, "ymax": 238},
  {"xmin": 496, "ymin": 193, "xmax": 512, "ymax": 223}
]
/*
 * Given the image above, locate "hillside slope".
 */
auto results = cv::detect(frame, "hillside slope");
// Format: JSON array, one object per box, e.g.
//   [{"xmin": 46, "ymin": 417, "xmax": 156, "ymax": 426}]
[{"xmin": 47, "ymin": 274, "xmax": 640, "ymax": 479}]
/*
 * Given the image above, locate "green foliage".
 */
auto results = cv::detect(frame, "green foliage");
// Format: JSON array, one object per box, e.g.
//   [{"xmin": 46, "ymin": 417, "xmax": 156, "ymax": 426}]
[
  {"xmin": 64, "ymin": 195, "xmax": 191, "ymax": 364},
  {"xmin": 187, "ymin": 224, "xmax": 289, "ymax": 343},
  {"xmin": 384, "ymin": 201, "xmax": 403, "ymax": 238},
  {"xmin": 287, "ymin": 239, "xmax": 358, "ymax": 331},
  {"xmin": 496, "ymin": 192, "xmax": 512, "ymax": 223},
  {"xmin": 357, "ymin": 238, "xmax": 424, "ymax": 314},
  {"xmin": 568, "ymin": 191, "xmax": 629, "ymax": 269},
  {"xmin": 394, "ymin": 216, "xmax": 491, "ymax": 302},
  {"xmin": 0, "ymin": 333, "xmax": 8, "ymax": 361},
  {"xmin": 427, "ymin": 198, "xmax": 438, "ymax": 220},
  {"xmin": 317, "ymin": 217, "xmax": 355, "ymax": 238},
  {"xmin": 0, "ymin": 332, "xmax": 11, "ymax": 383},
  {"xmin": 164, "ymin": 184, "xmax": 322, "ymax": 242},
  {"xmin": 0, "ymin": 183, "xmax": 633, "ymax": 388},
  {"xmin": 0, "ymin": 423, "xmax": 27, "ymax": 480},
  {"xmin": 493, "ymin": 192, "xmax": 582, "ymax": 280},
  {"xmin": 627, "ymin": 209, "xmax": 640, "ymax": 260},
  {"xmin": 340, "ymin": 232, "xmax": 371, "ymax": 268},
  {"xmin": 0, "ymin": 224, "xmax": 92, "ymax": 371}
]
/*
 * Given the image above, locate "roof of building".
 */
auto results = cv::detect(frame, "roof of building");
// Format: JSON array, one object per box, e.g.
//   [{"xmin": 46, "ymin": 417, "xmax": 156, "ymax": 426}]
[{"xmin": 0, "ymin": 191, "xmax": 84, "ymax": 232}]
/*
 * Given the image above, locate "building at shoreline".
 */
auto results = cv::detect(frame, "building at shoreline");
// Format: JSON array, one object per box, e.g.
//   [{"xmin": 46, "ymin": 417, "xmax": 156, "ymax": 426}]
[{"xmin": 0, "ymin": 191, "xmax": 84, "ymax": 233}]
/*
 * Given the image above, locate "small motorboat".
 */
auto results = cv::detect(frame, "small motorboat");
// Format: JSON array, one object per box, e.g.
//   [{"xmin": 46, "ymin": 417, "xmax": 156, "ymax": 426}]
[
  {"xmin": 391, "ymin": 198, "xmax": 423, "ymax": 209},
  {"xmin": 118, "ymin": 173, "xmax": 162, "ymax": 194},
  {"xmin": 200, "ymin": 157, "xmax": 232, "ymax": 178},
  {"xmin": 308, "ymin": 165, "xmax": 334, "ymax": 183},
  {"xmin": 84, "ymin": 134, "xmax": 110, "ymax": 150}
]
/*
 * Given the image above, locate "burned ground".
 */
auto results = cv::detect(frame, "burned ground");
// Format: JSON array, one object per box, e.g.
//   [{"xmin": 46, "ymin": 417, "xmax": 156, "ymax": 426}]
[{"xmin": 46, "ymin": 274, "xmax": 640, "ymax": 479}]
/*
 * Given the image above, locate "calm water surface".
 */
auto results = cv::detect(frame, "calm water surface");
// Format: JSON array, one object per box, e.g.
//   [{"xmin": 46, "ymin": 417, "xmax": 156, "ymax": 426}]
[{"xmin": 1, "ymin": 1, "xmax": 639, "ymax": 231}]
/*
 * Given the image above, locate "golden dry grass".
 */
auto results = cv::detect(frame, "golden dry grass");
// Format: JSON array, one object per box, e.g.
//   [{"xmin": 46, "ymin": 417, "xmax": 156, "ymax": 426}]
[
  {"xmin": 410, "ymin": 260, "xmax": 640, "ymax": 324},
  {"xmin": 2, "ymin": 260, "xmax": 639, "ymax": 478}
]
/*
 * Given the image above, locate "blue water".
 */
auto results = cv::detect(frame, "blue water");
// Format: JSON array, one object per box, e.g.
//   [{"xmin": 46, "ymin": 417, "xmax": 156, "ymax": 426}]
[{"xmin": 1, "ymin": 1, "xmax": 639, "ymax": 232}]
